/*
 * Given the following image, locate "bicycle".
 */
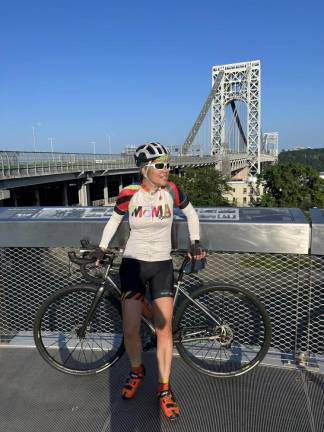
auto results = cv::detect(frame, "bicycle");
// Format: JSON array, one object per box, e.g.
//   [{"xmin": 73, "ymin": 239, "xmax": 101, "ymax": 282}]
[{"xmin": 33, "ymin": 240, "xmax": 272, "ymax": 378}]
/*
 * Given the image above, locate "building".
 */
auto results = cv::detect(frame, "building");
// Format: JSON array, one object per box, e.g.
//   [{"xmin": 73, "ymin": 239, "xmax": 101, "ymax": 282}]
[{"xmin": 223, "ymin": 166, "xmax": 263, "ymax": 206}]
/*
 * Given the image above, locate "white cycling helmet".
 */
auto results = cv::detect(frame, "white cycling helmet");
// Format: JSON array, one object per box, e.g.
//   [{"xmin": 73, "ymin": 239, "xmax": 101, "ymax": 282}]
[{"xmin": 134, "ymin": 141, "xmax": 169, "ymax": 167}]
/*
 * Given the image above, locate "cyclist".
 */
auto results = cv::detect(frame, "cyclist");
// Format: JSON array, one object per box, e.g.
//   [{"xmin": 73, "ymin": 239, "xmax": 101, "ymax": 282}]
[{"xmin": 97, "ymin": 141, "xmax": 205, "ymax": 420}]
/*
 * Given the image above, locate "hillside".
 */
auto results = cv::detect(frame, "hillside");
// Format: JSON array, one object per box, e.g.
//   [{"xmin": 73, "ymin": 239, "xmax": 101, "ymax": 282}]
[{"xmin": 279, "ymin": 148, "xmax": 324, "ymax": 172}]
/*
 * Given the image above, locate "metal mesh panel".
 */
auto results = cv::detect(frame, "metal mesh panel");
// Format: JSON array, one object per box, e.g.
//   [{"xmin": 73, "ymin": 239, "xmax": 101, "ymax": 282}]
[
  {"xmin": 0, "ymin": 247, "xmax": 82, "ymax": 340},
  {"xmin": 298, "ymin": 255, "xmax": 324, "ymax": 356},
  {"xmin": 0, "ymin": 248, "xmax": 323, "ymax": 360}
]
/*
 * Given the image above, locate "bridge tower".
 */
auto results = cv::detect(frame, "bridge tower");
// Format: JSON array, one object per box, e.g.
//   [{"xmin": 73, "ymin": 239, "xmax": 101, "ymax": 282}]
[{"xmin": 211, "ymin": 60, "xmax": 261, "ymax": 178}]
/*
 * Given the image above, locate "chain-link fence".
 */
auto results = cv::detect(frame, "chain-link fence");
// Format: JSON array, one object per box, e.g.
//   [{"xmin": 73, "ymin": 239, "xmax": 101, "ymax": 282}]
[{"xmin": 0, "ymin": 247, "xmax": 323, "ymax": 362}]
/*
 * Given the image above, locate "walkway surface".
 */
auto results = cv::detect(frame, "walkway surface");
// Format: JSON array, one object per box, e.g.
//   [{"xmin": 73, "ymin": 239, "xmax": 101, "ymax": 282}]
[{"xmin": 0, "ymin": 347, "xmax": 323, "ymax": 432}]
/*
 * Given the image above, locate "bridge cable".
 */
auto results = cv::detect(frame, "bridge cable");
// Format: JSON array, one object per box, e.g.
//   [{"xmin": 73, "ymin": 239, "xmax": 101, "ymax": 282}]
[
  {"xmin": 182, "ymin": 70, "xmax": 224, "ymax": 155},
  {"xmin": 230, "ymin": 101, "xmax": 247, "ymax": 147}
]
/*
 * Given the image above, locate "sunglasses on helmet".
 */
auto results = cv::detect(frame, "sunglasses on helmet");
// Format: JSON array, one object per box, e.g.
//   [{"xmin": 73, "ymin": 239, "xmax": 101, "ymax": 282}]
[{"xmin": 146, "ymin": 161, "xmax": 170, "ymax": 170}]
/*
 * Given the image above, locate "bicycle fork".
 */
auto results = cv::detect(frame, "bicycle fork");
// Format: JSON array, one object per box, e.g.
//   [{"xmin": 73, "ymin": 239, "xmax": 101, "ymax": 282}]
[{"xmin": 78, "ymin": 285, "xmax": 106, "ymax": 338}]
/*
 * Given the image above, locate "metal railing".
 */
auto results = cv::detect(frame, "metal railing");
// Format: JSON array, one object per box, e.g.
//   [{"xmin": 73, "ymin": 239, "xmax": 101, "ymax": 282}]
[{"xmin": 0, "ymin": 150, "xmax": 275, "ymax": 180}]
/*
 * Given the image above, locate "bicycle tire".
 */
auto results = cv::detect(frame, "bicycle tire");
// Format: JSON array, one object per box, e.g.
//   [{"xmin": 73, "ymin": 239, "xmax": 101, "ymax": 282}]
[
  {"xmin": 33, "ymin": 284, "xmax": 125, "ymax": 375},
  {"xmin": 173, "ymin": 284, "xmax": 271, "ymax": 378}
]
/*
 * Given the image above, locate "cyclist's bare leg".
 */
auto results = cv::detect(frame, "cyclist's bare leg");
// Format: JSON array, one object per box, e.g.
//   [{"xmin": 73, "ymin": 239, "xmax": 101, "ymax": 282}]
[
  {"xmin": 152, "ymin": 297, "xmax": 174, "ymax": 383},
  {"xmin": 122, "ymin": 299, "xmax": 143, "ymax": 367}
]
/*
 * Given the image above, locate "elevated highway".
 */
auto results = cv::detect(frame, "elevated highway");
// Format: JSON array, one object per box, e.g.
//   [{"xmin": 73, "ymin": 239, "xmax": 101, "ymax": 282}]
[
  {"xmin": 0, "ymin": 150, "xmax": 276, "ymax": 207},
  {"xmin": 0, "ymin": 150, "xmax": 275, "ymax": 182}
]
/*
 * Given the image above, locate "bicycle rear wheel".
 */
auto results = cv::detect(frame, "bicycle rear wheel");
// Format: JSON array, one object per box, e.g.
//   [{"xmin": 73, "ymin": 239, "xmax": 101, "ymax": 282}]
[
  {"xmin": 174, "ymin": 284, "xmax": 271, "ymax": 378},
  {"xmin": 33, "ymin": 284, "xmax": 124, "ymax": 375}
]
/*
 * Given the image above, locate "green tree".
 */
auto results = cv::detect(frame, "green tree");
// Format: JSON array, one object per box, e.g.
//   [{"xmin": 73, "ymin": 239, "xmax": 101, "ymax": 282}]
[
  {"xmin": 256, "ymin": 162, "xmax": 324, "ymax": 210},
  {"xmin": 279, "ymin": 148, "xmax": 324, "ymax": 172},
  {"xmin": 169, "ymin": 167, "xmax": 231, "ymax": 206}
]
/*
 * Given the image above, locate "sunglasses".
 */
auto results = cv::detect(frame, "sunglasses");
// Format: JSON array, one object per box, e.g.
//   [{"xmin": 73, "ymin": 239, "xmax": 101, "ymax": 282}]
[{"xmin": 146, "ymin": 162, "xmax": 170, "ymax": 170}]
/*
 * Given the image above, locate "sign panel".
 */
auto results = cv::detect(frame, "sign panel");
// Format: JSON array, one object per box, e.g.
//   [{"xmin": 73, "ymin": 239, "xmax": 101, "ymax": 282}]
[{"xmin": 0, "ymin": 206, "xmax": 114, "ymax": 220}]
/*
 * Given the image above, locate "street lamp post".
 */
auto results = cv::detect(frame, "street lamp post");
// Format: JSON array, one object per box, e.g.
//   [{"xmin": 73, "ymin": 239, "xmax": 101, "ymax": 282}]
[
  {"xmin": 90, "ymin": 141, "xmax": 96, "ymax": 160},
  {"xmin": 32, "ymin": 126, "xmax": 37, "ymax": 152},
  {"xmin": 48, "ymin": 137, "xmax": 54, "ymax": 153},
  {"xmin": 106, "ymin": 134, "xmax": 112, "ymax": 155},
  {"xmin": 48, "ymin": 137, "xmax": 54, "ymax": 161}
]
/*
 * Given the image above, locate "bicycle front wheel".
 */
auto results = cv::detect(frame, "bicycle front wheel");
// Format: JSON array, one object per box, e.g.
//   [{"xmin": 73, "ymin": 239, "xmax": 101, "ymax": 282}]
[
  {"xmin": 33, "ymin": 284, "xmax": 124, "ymax": 375},
  {"xmin": 174, "ymin": 285, "xmax": 271, "ymax": 378}
]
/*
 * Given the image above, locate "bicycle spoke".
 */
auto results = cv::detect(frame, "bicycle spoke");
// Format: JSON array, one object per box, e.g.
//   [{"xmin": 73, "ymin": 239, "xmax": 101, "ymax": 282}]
[
  {"xmin": 43, "ymin": 332, "xmax": 75, "ymax": 351},
  {"xmin": 89, "ymin": 335, "xmax": 112, "ymax": 354},
  {"xmin": 62, "ymin": 339, "xmax": 82, "ymax": 366},
  {"xmin": 85, "ymin": 338, "xmax": 102, "ymax": 365},
  {"xmin": 41, "ymin": 336, "xmax": 62, "ymax": 349},
  {"xmin": 92, "ymin": 335, "xmax": 106, "ymax": 354},
  {"xmin": 83, "ymin": 340, "xmax": 99, "ymax": 368}
]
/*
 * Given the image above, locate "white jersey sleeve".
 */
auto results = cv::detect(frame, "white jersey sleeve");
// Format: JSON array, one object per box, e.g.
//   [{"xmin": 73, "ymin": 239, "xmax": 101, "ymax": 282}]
[
  {"xmin": 181, "ymin": 202, "xmax": 200, "ymax": 242},
  {"xmin": 99, "ymin": 211, "xmax": 124, "ymax": 249}
]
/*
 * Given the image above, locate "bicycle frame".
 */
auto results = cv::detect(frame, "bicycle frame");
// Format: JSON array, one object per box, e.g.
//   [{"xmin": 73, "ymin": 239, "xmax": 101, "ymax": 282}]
[
  {"xmin": 81, "ymin": 251, "xmax": 221, "ymax": 338},
  {"xmin": 35, "ymin": 246, "xmax": 271, "ymax": 377}
]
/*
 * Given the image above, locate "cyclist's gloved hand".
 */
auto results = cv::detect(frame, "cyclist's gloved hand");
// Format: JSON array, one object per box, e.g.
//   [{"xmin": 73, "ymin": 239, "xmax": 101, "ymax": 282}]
[
  {"xmin": 89, "ymin": 247, "xmax": 106, "ymax": 261},
  {"xmin": 187, "ymin": 241, "xmax": 206, "ymax": 273},
  {"xmin": 189, "ymin": 240, "xmax": 206, "ymax": 260}
]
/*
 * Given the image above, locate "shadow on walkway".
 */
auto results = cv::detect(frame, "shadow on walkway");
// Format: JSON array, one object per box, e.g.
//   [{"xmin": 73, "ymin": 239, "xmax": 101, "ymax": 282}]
[{"xmin": 0, "ymin": 348, "xmax": 324, "ymax": 432}]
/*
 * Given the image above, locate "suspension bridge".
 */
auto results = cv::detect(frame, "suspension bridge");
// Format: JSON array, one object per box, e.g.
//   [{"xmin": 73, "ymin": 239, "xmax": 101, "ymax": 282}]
[{"xmin": 0, "ymin": 60, "xmax": 278, "ymax": 205}]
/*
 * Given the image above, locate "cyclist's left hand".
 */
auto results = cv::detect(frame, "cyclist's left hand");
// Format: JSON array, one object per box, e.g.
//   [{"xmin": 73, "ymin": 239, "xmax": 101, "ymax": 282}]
[
  {"xmin": 188, "ymin": 241, "xmax": 206, "ymax": 260},
  {"xmin": 90, "ymin": 247, "xmax": 106, "ymax": 267}
]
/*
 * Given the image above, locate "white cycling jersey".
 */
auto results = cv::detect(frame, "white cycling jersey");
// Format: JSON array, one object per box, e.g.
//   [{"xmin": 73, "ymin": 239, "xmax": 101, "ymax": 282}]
[{"xmin": 99, "ymin": 181, "xmax": 200, "ymax": 262}]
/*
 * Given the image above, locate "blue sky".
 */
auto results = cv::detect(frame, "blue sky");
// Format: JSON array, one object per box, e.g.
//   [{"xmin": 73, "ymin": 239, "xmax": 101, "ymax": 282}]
[{"xmin": 0, "ymin": 0, "xmax": 323, "ymax": 153}]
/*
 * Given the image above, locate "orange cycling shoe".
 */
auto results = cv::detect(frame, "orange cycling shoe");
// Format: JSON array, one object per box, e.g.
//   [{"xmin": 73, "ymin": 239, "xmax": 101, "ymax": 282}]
[
  {"xmin": 121, "ymin": 365, "xmax": 145, "ymax": 399},
  {"xmin": 157, "ymin": 385, "xmax": 180, "ymax": 420}
]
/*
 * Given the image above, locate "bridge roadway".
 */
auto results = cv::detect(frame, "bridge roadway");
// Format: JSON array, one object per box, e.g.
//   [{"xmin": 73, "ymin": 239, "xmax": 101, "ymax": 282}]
[
  {"xmin": 0, "ymin": 347, "xmax": 323, "ymax": 432},
  {"xmin": 0, "ymin": 150, "xmax": 275, "ymax": 182}
]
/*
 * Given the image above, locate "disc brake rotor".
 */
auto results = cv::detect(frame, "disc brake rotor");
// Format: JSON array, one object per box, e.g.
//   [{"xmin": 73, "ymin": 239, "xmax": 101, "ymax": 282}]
[{"xmin": 214, "ymin": 324, "xmax": 234, "ymax": 346}]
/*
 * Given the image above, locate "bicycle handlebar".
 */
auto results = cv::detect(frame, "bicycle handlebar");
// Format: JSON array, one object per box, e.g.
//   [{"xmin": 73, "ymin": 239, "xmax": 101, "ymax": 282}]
[
  {"xmin": 68, "ymin": 241, "xmax": 206, "ymax": 284},
  {"xmin": 68, "ymin": 251, "xmax": 96, "ymax": 265},
  {"xmin": 68, "ymin": 241, "xmax": 120, "ymax": 268}
]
